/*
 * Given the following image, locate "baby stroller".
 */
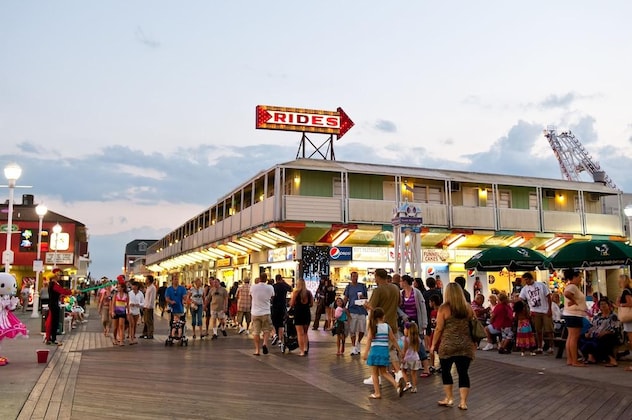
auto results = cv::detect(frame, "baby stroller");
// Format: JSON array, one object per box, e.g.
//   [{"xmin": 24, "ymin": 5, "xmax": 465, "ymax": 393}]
[
  {"xmin": 165, "ymin": 312, "xmax": 189, "ymax": 347},
  {"xmin": 282, "ymin": 308, "xmax": 299, "ymax": 354}
]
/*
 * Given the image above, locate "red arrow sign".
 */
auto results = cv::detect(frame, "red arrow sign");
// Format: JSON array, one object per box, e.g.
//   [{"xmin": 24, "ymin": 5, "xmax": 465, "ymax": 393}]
[{"xmin": 256, "ymin": 105, "xmax": 354, "ymax": 139}]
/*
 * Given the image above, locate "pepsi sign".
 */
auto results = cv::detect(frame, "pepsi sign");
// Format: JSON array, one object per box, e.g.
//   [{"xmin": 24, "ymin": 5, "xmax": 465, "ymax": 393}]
[{"xmin": 329, "ymin": 246, "xmax": 353, "ymax": 261}]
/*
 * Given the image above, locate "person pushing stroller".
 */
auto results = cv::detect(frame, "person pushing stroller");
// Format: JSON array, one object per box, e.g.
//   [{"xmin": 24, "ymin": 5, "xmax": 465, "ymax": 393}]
[{"xmin": 165, "ymin": 277, "xmax": 188, "ymax": 346}]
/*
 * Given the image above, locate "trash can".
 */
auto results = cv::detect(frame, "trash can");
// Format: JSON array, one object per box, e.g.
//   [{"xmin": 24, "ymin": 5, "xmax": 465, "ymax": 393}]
[
  {"xmin": 40, "ymin": 304, "xmax": 64, "ymax": 335},
  {"xmin": 41, "ymin": 304, "xmax": 49, "ymax": 333}
]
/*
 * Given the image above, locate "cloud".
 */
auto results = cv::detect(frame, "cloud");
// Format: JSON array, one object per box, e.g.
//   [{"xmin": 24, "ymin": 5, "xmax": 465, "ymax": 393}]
[
  {"xmin": 464, "ymin": 120, "xmax": 560, "ymax": 178},
  {"xmin": 539, "ymin": 93, "xmax": 577, "ymax": 109},
  {"xmin": 134, "ymin": 26, "xmax": 161, "ymax": 48},
  {"xmin": 374, "ymin": 120, "xmax": 397, "ymax": 133}
]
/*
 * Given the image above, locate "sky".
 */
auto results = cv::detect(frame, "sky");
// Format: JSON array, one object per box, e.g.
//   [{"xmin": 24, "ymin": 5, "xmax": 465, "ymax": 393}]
[{"xmin": 1, "ymin": 1, "xmax": 632, "ymax": 278}]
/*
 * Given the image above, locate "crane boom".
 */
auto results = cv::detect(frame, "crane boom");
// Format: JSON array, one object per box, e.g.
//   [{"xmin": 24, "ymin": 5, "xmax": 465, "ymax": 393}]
[{"xmin": 543, "ymin": 126, "xmax": 618, "ymax": 189}]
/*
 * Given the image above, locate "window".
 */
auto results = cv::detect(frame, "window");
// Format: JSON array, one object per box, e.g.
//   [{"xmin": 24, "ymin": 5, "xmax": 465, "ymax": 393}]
[
  {"xmin": 138, "ymin": 242, "xmax": 147, "ymax": 252},
  {"xmin": 529, "ymin": 192, "xmax": 538, "ymax": 210},
  {"xmin": 413, "ymin": 185, "xmax": 443, "ymax": 204},
  {"xmin": 333, "ymin": 177, "xmax": 342, "ymax": 198},
  {"xmin": 497, "ymin": 190, "xmax": 511, "ymax": 208}
]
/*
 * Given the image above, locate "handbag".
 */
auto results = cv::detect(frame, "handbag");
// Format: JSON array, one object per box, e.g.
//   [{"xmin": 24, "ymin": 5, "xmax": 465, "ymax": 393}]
[
  {"xmin": 618, "ymin": 306, "xmax": 632, "ymax": 323},
  {"xmin": 469, "ymin": 318, "xmax": 486, "ymax": 342}
]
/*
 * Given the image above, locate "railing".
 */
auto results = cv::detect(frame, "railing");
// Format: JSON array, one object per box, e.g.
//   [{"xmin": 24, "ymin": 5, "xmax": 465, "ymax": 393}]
[
  {"xmin": 543, "ymin": 211, "xmax": 582, "ymax": 233},
  {"xmin": 452, "ymin": 206, "xmax": 496, "ymax": 229},
  {"xmin": 584, "ymin": 213, "xmax": 624, "ymax": 236},
  {"xmin": 498, "ymin": 208, "xmax": 540, "ymax": 231},
  {"xmin": 284, "ymin": 196, "xmax": 343, "ymax": 222},
  {"xmin": 348, "ymin": 199, "xmax": 393, "ymax": 223}
]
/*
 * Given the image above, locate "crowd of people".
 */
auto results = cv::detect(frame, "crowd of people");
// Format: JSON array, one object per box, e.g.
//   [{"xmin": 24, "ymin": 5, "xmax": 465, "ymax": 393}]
[{"xmin": 34, "ymin": 266, "xmax": 632, "ymax": 410}]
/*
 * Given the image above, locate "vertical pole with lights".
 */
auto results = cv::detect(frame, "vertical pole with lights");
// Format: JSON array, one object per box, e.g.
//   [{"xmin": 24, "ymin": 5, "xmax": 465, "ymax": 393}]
[
  {"xmin": 31, "ymin": 204, "xmax": 48, "ymax": 318},
  {"xmin": 52, "ymin": 223, "xmax": 62, "ymax": 269},
  {"xmin": 3, "ymin": 163, "xmax": 22, "ymax": 273}
]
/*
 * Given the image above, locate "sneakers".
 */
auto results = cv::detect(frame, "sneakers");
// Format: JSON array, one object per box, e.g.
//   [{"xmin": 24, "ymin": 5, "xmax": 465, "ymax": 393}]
[
  {"xmin": 211, "ymin": 334, "xmax": 218, "ymax": 340},
  {"xmin": 238, "ymin": 328, "xmax": 246, "ymax": 335},
  {"xmin": 350, "ymin": 346, "xmax": 360, "ymax": 356},
  {"xmin": 481, "ymin": 343, "xmax": 494, "ymax": 351},
  {"xmin": 363, "ymin": 377, "xmax": 381, "ymax": 385},
  {"xmin": 410, "ymin": 386, "xmax": 417, "ymax": 393},
  {"xmin": 394, "ymin": 370, "xmax": 403, "ymax": 384},
  {"xmin": 262, "ymin": 345, "xmax": 269, "ymax": 355},
  {"xmin": 271, "ymin": 335, "xmax": 279, "ymax": 346},
  {"xmin": 221, "ymin": 329, "xmax": 227, "ymax": 337},
  {"xmin": 280, "ymin": 343, "xmax": 285, "ymax": 354},
  {"xmin": 403, "ymin": 382, "xmax": 412, "ymax": 392}
]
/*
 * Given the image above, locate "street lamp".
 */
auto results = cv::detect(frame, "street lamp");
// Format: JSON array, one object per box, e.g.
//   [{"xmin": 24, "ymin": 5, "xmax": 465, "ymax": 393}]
[
  {"xmin": 31, "ymin": 204, "xmax": 48, "ymax": 318},
  {"xmin": 52, "ymin": 223, "xmax": 62, "ymax": 269},
  {"xmin": 624, "ymin": 204, "xmax": 632, "ymax": 242},
  {"xmin": 3, "ymin": 163, "xmax": 22, "ymax": 273}
]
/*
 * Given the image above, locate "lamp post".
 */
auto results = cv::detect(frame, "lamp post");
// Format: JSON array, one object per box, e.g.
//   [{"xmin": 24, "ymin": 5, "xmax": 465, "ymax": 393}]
[
  {"xmin": 31, "ymin": 204, "xmax": 48, "ymax": 318},
  {"xmin": 52, "ymin": 223, "xmax": 62, "ymax": 269},
  {"xmin": 624, "ymin": 204, "xmax": 632, "ymax": 242},
  {"xmin": 3, "ymin": 163, "xmax": 22, "ymax": 273}
]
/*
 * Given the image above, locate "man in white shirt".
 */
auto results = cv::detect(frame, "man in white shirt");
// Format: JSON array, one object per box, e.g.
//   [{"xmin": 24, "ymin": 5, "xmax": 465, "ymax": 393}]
[
  {"xmin": 249, "ymin": 276, "xmax": 275, "ymax": 355},
  {"xmin": 519, "ymin": 272, "xmax": 553, "ymax": 354},
  {"xmin": 141, "ymin": 275, "xmax": 157, "ymax": 339}
]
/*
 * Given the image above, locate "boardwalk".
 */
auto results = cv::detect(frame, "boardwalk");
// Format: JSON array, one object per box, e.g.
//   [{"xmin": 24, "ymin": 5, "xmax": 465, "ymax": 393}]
[{"xmin": 5, "ymin": 307, "xmax": 632, "ymax": 419}]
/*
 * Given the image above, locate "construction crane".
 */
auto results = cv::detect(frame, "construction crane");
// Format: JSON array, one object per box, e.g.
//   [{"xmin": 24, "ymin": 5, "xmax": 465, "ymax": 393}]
[{"xmin": 543, "ymin": 126, "xmax": 618, "ymax": 189}]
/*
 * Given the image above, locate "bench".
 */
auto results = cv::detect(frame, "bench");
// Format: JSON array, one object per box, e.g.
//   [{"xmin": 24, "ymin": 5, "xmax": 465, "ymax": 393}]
[{"xmin": 552, "ymin": 324, "xmax": 568, "ymax": 358}]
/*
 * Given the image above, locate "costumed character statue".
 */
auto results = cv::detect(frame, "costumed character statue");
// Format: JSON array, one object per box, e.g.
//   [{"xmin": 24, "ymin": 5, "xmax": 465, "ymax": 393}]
[
  {"xmin": 0, "ymin": 272, "xmax": 29, "ymax": 366},
  {"xmin": 45, "ymin": 268, "xmax": 72, "ymax": 346}
]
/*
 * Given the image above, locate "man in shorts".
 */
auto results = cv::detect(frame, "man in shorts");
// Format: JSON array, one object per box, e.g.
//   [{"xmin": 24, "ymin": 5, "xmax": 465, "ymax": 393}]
[
  {"xmin": 209, "ymin": 279, "xmax": 228, "ymax": 339},
  {"xmin": 365, "ymin": 269, "xmax": 405, "ymax": 390},
  {"xmin": 249, "ymin": 276, "xmax": 275, "ymax": 355},
  {"xmin": 236, "ymin": 278, "xmax": 252, "ymax": 334},
  {"xmin": 343, "ymin": 271, "xmax": 368, "ymax": 356},
  {"xmin": 519, "ymin": 272, "xmax": 554, "ymax": 354}
]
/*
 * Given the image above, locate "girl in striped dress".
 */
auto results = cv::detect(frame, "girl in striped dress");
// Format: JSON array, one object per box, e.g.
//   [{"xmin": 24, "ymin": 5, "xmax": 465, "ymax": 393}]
[{"xmin": 362, "ymin": 307, "xmax": 403, "ymax": 399}]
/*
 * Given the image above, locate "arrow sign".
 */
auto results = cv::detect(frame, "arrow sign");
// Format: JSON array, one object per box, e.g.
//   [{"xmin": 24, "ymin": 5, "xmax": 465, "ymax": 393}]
[{"xmin": 256, "ymin": 105, "xmax": 354, "ymax": 139}]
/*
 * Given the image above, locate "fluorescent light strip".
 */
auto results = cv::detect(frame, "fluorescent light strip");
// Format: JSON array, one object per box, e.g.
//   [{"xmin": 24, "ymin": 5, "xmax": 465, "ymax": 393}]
[
  {"xmin": 206, "ymin": 248, "xmax": 228, "ymax": 258},
  {"xmin": 332, "ymin": 230, "xmax": 351, "ymax": 247},
  {"xmin": 545, "ymin": 238, "xmax": 566, "ymax": 253},
  {"xmin": 447, "ymin": 234, "xmax": 467, "ymax": 249},
  {"xmin": 508, "ymin": 237, "xmax": 526, "ymax": 247},
  {"xmin": 269, "ymin": 228, "xmax": 296, "ymax": 242},
  {"xmin": 240, "ymin": 237, "xmax": 264, "ymax": 250},
  {"xmin": 252, "ymin": 233, "xmax": 278, "ymax": 247},
  {"xmin": 250, "ymin": 237, "xmax": 276, "ymax": 249},
  {"xmin": 226, "ymin": 242, "xmax": 248, "ymax": 253},
  {"xmin": 255, "ymin": 231, "xmax": 281, "ymax": 245},
  {"xmin": 235, "ymin": 238, "xmax": 262, "ymax": 251}
]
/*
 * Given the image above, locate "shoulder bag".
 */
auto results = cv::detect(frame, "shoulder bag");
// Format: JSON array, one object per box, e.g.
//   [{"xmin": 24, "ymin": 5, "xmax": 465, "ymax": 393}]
[
  {"xmin": 618, "ymin": 306, "xmax": 632, "ymax": 323},
  {"xmin": 469, "ymin": 317, "xmax": 486, "ymax": 343}
]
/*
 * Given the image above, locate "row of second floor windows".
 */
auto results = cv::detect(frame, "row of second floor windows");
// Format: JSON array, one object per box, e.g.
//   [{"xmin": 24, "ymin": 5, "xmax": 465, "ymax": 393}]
[
  {"xmin": 166, "ymin": 171, "xmax": 611, "ymax": 246},
  {"xmin": 287, "ymin": 176, "xmax": 603, "ymax": 213}
]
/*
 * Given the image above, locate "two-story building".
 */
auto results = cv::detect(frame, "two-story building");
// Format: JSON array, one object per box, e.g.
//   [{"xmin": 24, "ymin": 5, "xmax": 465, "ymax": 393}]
[
  {"xmin": 124, "ymin": 239, "xmax": 158, "ymax": 280},
  {"xmin": 0, "ymin": 194, "xmax": 90, "ymax": 292},
  {"xmin": 145, "ymin": 159, "xmax": 625, "ymax": 295}
]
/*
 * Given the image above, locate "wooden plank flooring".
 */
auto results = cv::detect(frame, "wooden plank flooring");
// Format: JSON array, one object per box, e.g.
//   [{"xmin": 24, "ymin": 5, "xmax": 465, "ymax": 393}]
[{"xmin": 16, "ymin": 312, "xmax": 632, "ymax": 419}]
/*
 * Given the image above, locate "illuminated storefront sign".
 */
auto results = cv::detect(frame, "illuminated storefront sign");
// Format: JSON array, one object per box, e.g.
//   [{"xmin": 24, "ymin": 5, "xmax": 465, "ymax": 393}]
[
  {"xmin": 422, "ymin": 249, "xmax": 450, "ymax": 262},
  {"xmin": 352, "ymin": 247, "xmax": 389, "ymax": 262},
  {"xmin": 216, "ymin": 258, "xmax": 232, "ymax": 268},
  {"xmin": 329, "ymin": 246, "xmax": 352, "ymax": 261}
]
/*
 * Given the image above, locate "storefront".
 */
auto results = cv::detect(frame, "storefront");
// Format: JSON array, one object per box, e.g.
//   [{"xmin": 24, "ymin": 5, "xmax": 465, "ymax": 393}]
[
  {"xmin": 329, "ymin": 246, "xmax": 395, "ymax": 293},
  {"xmin": 253, "ymin": 246, "xmax": 297, "ymax": 287}
]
